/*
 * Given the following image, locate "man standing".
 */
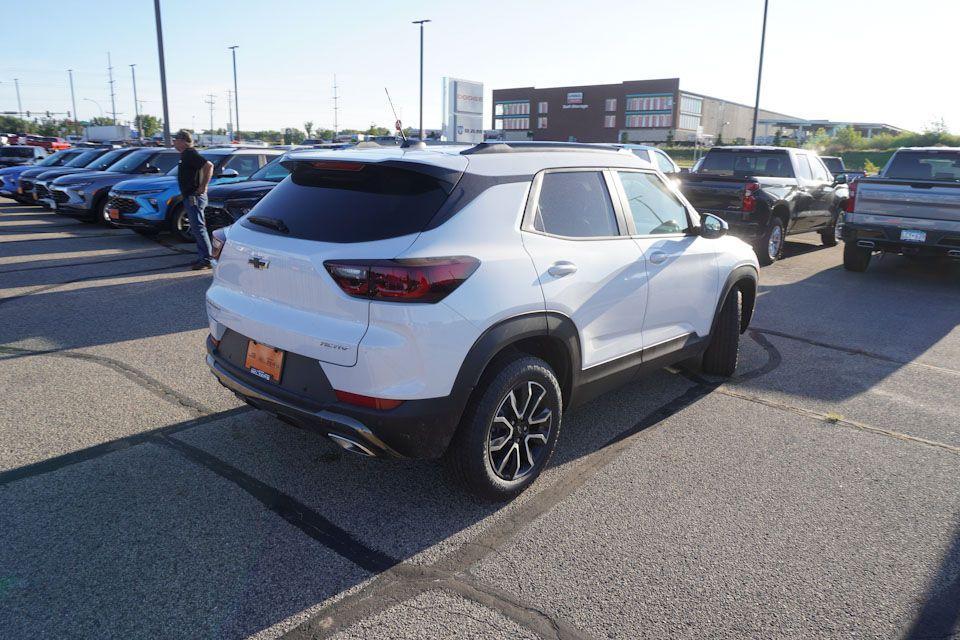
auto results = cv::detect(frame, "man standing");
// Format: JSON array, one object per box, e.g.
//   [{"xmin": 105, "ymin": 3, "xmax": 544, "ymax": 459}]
[{"xmin": 173, "ymin": 130, "xmax": 214, "ymax": 270}]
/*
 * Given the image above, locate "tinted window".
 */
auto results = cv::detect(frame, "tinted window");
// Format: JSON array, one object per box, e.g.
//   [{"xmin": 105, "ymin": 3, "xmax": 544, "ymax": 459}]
[
  {"xmin": 66, "ymin": 150, "xmax": 105, "ymax": 167},
  {"xmin": 821, "ymin": 157, "xmax": 843, "ymax": 173},
  {"xmin": 150, "ymin": 153, "xmax": 180, "ymax": 173},
  {"xmin": 631, "ymin": 149, "xmax": 651, "ymax": 162},
  {"xmin": 617, "ymin": 171, "xmax": 690, "ymax": 235},
  {"xmin": 884, "ymin": 151, "xmax": 960, "ymax": 181},
  {"xmin": 655, "ymin": 151, "xmax": 676, "ymax": 174},
  {"xmin": 794, "ymin": 155, "xmax": 813, "ymax": 180},
  {"xmin": 698, "ymin": 151, "xmax": 793, "ymax": 178},
  {"xmin": 89, "ymin": 149, "xmax": 131, "ymax": 171},
  {"xmin": 108, "ymin": 150, "xmax": 153, "ymax": 173},
  {"xmin": 533, "ymin": 171, "xmax": 618, "ymax": 238},
  {"xmin": 242, "ymin": 162, "xmax": 451, "ymax": 243},
  {"xmin": 250, "ymin": 157, "xmax": 290, "ymax": 182},
  {"xmin": 225, "ymin": 154, "xmax": 262, "ymax": 177}
]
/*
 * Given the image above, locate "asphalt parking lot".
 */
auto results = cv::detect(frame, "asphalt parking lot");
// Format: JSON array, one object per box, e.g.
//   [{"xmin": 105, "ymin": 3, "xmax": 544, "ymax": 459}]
[{"xmin": 1, "ymin": 198, "xmax": 958, "ymax": 639}]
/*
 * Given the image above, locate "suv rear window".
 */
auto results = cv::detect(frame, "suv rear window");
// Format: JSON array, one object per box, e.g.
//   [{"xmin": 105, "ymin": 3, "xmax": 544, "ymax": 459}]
[
  {"xmin": 884, "ymin": 151, "xmax": 960, "ymax": 182},
  {"xmin": 697, "ymin": 150, "xmax": 794, "ymax": 178},
  {"xmin": 242, "ymin": 162, "xmax": 452, "ymax": 243}
]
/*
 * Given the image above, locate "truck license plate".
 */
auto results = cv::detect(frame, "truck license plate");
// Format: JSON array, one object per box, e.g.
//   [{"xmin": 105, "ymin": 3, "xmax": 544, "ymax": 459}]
[{"xmin": 900, "ymin": 230, "xmax": 926, "ymax": 243}]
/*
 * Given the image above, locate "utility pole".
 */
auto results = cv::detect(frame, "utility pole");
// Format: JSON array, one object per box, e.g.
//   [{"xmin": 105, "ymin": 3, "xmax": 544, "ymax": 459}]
[
  {"xmin": 107, "ymin": 52, "xmax": 118, "ymax": 125},
  {"xmin": 332, "ymin": 74, "xmax": 339, "ymax": 141},
  {"xmin": 412, "ymin": 19, "xmax": 431, "ymax": 141},
  {"xmin": 14, "ymin": 78, "xmax": 22, "ymax": 119},
  {"xmin": 751, "ymin": 0, "xmax": 769, "ymax": 145},
  {"xmin": 228, "ymin": 45, "xmax": 240, "ymax": 142},
  {"xmin": 130, "ymin": 64, "xmax": 142, "ymax": 140},
  {"xmin": 226, "ymin": 89, "xmax": 233, "ymax": 139},
  {"xmin": 204, "ymin": 94, "xmax": 216, "ymax": 145},
  {"xmin": 153, "ymin": 0, "xmax": 171, "ymax": 146},
  {"xmin": 67, "ymin": 70, "xmax": 79, "ymax": 133}
]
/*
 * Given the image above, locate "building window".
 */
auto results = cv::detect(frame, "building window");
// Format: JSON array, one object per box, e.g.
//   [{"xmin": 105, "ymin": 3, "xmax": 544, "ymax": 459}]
[
  {"xmin": 626, "ymin": 94, "xmax": 673, "ymax": 112},
  {"xmin": 626, "ymin": 114, "xmax": 673, "ymax": 129},
  {"xmin": 604, "ymin": 115, "xmax": 616, "ymax": 128},
  {"xmin": 605, "ymin": 98, "xmax": 617, "ymax": 112},
  {"xmin": 500, "ymin": 117, "xmax": 529, "ymax": 130},
  {"xmin": 538, "ymin": 117, "xmax": 548, "ymax": 129},
  {"xmin": 495, "ymin": 101, "xmax": 530, "ymax": 116},
  {"xmin": 679, "ymin": 114, "xmax": 701, "ymax": 131},
  {"xmin": 538, "ymin": 101, "xmax": 548, "ymax": 114},
  {"xmin": 678, "ymin": 94, "xmax": 703, "ymax": 131}
]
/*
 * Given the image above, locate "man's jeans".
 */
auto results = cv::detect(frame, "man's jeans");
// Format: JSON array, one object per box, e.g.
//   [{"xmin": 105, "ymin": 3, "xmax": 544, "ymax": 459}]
[{"xmin": 185, "ymin": 194, "xmax": 212, "ymax": 262}]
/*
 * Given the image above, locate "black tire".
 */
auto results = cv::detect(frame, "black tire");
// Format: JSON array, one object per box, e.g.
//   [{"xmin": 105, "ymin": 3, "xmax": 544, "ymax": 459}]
[
  {"xmin": 702, "ymin": 289, "xmax": 741, "ymax": 377},
  {"xmin": 820, "ymin": 213, "xmax": 840, "ymax": 247},
  {"xmin": 169, "ymin": 204, "xmax": 192, "ymax": 243},
  {"xmin": 756, "ymin": 218, "xmax": 785, "ymax": 266},
  {"xmin": 445, "ymin": 355, "xmax": 562, "ymax": 501},
  {"xmin": 843, "ymin": 242, "xmax": 871, "ymax": 272},
  {"xmin": 97, "ymin": 196, "xmax": 117, "ymax": 228}
]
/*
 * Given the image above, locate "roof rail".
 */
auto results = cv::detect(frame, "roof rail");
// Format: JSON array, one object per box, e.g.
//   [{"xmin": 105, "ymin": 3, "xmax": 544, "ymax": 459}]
[{"xmin": 461, "ymin": 141, "xmax": 623, "ymax": 155}]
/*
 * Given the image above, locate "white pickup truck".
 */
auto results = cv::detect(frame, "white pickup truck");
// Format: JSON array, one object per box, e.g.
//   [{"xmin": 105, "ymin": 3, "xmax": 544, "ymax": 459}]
[{"xmin": 841, "ymin": 147, "xmax": 960, "ymax": 271}]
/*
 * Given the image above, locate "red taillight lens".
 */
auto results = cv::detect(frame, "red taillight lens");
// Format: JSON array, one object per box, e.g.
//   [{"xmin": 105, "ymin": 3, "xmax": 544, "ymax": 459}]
[
  {"xmin": 742, "ymin": 181, "xmax": 760, "ymax": 213},
  {"xmin": 324, "ymin": 257, "xmax": 480, "ymax": 303},
  {"xmin": 210, "ymin": 228, "xmax": 227, "ymax": 260},
  {"xmin": 844, "ymin": 179, "xmax": 857, "ymax": 213},
  {"xmin": 335, "ymin": 390, "xmax": 403, "ymax": 410}
]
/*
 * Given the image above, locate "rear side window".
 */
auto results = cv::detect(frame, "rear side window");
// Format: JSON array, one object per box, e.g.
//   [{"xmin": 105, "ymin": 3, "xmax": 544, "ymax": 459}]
[
  {"xmin": 884, "ymin": 151, "xmax": 960, "ymax": 181},
  {"xmin": 225, "ymin": 154, "xmax": 262, "ymax": 177},
  {"xmin": 150, "ymin": 153, "xmax": 180, "ymax": 173},
  {"xmin": 532, "ymin": 171, "xmax": 619, "ymax": 238},
  {"xmin": 243, "ymin": 162, "xmax": 451, "ymax": 243},
  {"xmin": 617, "ymin": 171, "xmax": 690, "ymax": 235},
  {"xmin": 794, "ymin": 155, "xmax": 813, "ymax": 181},
  {"xmin": 698, "ymin": 151, "xmax": 793, "ymax": 178},
  {"xmin": 821, "ymin": 157, "xmax": 843, "ymax": 173},
  {"xmin": 654, "ymin": 151, "xmax": 676, "ymax": 174}
]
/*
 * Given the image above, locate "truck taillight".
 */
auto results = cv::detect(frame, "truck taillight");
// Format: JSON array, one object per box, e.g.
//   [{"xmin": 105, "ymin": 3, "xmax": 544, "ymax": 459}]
[
  {"xmin": 742, "ymin": 181, "xmax": 760, "ymax": 213},
  {"xmin": 324, "ymin": 257, "xmax": 480, "ymax": 303},
  {"xmin": 210, "ymin": 228, "xmax": 227, "ymax": 260},
  {"xmin": 844, "ymin": 179, "xmax": 858, "ymax": 213}
]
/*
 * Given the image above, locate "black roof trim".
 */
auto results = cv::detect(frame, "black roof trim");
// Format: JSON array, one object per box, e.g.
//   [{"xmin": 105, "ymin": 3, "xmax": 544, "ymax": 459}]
[{"xmin": 461, "ymin": 141, "xmax": 623, "ymax": 155}]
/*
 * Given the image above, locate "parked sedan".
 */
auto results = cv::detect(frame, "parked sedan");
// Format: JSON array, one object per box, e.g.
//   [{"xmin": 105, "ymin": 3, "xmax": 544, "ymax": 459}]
[
  {"xmin": 33, "ymin": 147, "xmax": 140, "ymax": 209},
  {"xmin": 50, "ymin": 148, "xmax": 181, "ymax": 223},
  {"xmin": 108, "ymin": 147, "xmax": 281, "ymax": 239}
]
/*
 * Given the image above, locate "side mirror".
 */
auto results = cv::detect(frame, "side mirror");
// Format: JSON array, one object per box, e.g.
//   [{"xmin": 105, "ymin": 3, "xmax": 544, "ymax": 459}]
[
  {"xmin": 833, "ymin": 174, "xmax": 847, "ymax": 185},
  {"xmin": 217, "ymin": 168, "xmax": 240, "ymax": 179},
  {"xmin": 700, "ymin": 213, "xmax": 728, "ymax": 239},
  {"xmin": 144, "ymin": 165, "xmax": 161, "ymax": 174}
]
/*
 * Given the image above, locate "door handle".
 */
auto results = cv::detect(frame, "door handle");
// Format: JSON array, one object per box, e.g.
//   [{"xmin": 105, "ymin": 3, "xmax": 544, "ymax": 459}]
[
  {"xmin": 649, "ymin": 251, "xmax": 668, "ymax": 265},
  {"xmin": 547, "ymin": 261, "xmax": 578, "ymax": 277}
]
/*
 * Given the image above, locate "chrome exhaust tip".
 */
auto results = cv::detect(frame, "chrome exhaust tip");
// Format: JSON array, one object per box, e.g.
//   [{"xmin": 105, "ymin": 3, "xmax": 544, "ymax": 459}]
[
  {"xmin": 327, "ymin": 433, "xmax": 376, "ymax": 457},
  {"xmin": 857, "ymin": 240, "xmax": 876, "ymax": 249}
]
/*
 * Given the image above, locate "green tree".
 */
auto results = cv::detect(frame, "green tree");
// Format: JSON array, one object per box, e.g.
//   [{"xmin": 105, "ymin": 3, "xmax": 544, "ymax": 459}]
[
  {"xmin": 804, "ymin": 127, "xmax": 831, "ymax": 151},
  {"xmin": 135, "ymin": 114, "xmax": 162, "ymax": 137},
  {"xmin": 365, "ymin": 125, "xmax": 390, "ymax": 136},
  {"xmin": 863, "ymin": 158, "xmax": 881, "ymax": 174},
  {"xmin": 304, "ymin": 121, "xmax": 314, "ymax": 138},
  {"xmin": 315, "ymin": 129, "xmax": 335, "ymax": 141},
  {"xmin": 834, "ymin": 126, "xmax": 864, "ymax": 150}
]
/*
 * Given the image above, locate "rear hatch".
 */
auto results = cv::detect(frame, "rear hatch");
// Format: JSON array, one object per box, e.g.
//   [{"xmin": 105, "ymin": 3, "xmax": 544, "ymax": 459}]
[
  {"xmin": 857, "ymin": 150, "xmax": 960, "ymax": 222},
  {"xmin": 207, "ymin": 153, "xmax": 467, "ymax": 367}
]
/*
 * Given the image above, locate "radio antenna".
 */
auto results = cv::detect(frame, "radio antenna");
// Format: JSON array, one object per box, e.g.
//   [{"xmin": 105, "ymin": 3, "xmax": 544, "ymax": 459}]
[{"xmin": 385, "ymin": 88, "xmax": 406, "ymax": 143}]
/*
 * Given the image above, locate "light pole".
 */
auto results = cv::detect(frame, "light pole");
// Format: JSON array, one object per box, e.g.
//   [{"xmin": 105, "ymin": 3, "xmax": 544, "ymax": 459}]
[
  {"xmin": 67, "ymin": 70, "xmax": 79, "ymax": 133},
  {"xmin": 130, "ymin": 64, "xmax": 142, "ymax": 140},
  {"xmin": 13, "ymin": 78, "xmax": 22, "ymax": 119},
  {"xmin": 154, "ymin": 0, "xmax": 172, "ymax": 146},
  {"xmin": 228, "ymin": 45, "xmax": 240, "ymax": 142},
  {"xmin": 412, "ymin": 19, "xmax": 430, "ymax": 141},
  {"xmin": 83, "ymin": 98, "xmax": 104, "ymax": 118},
  {"xmin": 751, "ymin": 0, "xmax": 769, "ymax": 145}
]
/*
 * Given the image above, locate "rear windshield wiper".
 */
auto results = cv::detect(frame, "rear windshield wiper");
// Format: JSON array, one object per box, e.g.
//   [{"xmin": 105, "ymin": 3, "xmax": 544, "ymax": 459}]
[{"xmin": 247, "ymin": 215, "xmax": 289, "ymax": 233}]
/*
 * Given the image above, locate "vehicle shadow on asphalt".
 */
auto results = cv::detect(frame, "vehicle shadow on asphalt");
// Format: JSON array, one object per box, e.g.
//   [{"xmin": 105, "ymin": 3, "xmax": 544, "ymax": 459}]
[{"xmin": 901, "ymin": 522, "xmax": 960, "ymax": 638}]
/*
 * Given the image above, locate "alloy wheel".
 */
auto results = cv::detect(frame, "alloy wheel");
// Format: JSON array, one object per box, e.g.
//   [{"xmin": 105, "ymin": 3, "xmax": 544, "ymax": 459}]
[
  {"xmin": 768, "ymin": 224, "xmax": 783, "ymax": 262},
  {"xmin": 175, "ymin": 208, "xmax": 191, "ymax": 242},
  {"xmin": 487, "ymin": 381, "xmax": 553, "ymax": 482}
]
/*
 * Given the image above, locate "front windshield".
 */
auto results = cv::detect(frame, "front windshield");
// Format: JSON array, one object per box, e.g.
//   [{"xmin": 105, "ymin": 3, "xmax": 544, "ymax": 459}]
[
  {"xmin": 249, "ymin": 157, "xmax": 290, "ymax": 182},
  {"xmin": 107, "ymin": 150, "xmax": 152, "ymax": 173},
  {"xmin": 37, "ymin": 150, "xmax": 75, "ymax": 166},
  {"xmin": 65, "ymin": 150, "xmax": 104, "ymax": 168},
  {"xmin": 164, "ymin": 151, "xmax": 227, "ymax": 176},
  {"xmin": 1, "ymin": 147, "xmax": 35, "ymax": 158},
  {"xmin": 89, "ymin": 149, "xmax": 130, "ymax": 171}
]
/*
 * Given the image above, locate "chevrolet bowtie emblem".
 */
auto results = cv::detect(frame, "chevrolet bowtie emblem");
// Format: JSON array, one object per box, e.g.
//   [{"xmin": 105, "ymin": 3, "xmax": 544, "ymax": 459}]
[{"xmin": 248, "ymin": 256, "xmax": 269, "ymax": 270}]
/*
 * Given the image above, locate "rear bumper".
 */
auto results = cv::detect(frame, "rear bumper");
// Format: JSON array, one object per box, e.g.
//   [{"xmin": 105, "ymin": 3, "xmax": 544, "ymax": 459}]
[
  {"xmin": 843, "ymin": 218, "xmax": 960, "ymax": 257},
  {"xmin": 205, "ymin": 335, "xmax": 464, "ymax": 459}
]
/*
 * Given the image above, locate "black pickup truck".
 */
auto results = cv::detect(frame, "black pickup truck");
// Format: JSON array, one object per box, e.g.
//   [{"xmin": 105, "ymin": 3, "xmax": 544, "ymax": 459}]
[{"xmin": 680, "ymin": 146, "xmax": 850, "ymax": 264}]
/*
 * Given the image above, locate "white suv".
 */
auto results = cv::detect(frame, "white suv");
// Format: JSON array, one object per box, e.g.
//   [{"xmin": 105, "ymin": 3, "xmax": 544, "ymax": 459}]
[{"xmin": 204, "ymin": 142, "xmax": 759, "ymax": 500}]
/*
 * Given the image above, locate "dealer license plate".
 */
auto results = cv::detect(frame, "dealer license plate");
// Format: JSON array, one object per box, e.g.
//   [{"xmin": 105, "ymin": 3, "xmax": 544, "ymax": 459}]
[
  {"xmin": 900, "ymin": 229, "xmax": 926, "ymax": 243},
  {"xmin": 244, "ymin": 340, "xmax": 285, "ymax": 382}
]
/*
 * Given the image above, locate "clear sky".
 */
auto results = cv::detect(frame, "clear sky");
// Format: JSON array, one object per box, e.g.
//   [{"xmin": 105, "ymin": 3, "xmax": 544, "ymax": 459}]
[{"xmin": 1, "ymin": 0, "xmax": 955, "ymax": 134}]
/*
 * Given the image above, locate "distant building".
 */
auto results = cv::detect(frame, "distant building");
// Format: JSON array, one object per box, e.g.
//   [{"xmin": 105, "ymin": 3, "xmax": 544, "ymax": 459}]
[
  {"xmin": 492, "ymin": 78, "xmax": 800, "ymax": 145},
  {"xmin": 756, "ymin": 119, "xmax": 907, "ymax": 144}
]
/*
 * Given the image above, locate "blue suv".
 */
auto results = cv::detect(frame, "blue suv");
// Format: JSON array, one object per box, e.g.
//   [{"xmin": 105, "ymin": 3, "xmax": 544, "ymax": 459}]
[{"xmin": 107, "ymin": 148, "xmax": 281, "ymax": 240}]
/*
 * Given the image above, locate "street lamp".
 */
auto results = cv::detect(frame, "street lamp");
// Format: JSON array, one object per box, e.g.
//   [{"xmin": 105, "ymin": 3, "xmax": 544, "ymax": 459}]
[
  {"xmin": 154, "ymin": 0, "xmax": 172, "ymax": 147},
  {"xmin": 412, "ymin": 19, "xmax": 431, "ymax": 141},
  {"xmin": 130, "ymin": 64, "xmax": 142, "ymax": 140},
  {"xmin": 228, "ymin": 45, "xmax": 240, "ymax": 142},
  {"xmin": 83, "ymin": 98, "xmax": 105, "ymax": 118},
  {"xmin": 751, "ymin": 0, "xmax": 769, "ymax": 145}
]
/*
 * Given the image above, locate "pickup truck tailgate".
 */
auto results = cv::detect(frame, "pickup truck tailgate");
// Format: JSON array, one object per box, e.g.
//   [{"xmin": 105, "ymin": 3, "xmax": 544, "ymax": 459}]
[
  {"xmin": 857, "ymin": 180, "xmax": 960, "ymax": 222},
  {"xmin": 680, "ymin": 176, "xmax": 745, "ymax": 213}
]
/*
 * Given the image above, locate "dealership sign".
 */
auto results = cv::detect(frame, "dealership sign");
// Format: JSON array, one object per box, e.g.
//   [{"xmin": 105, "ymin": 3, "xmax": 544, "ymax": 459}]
[
  {"xmin": 442, "ymin": 77, "xmax": 484, "ymax": 143},
  {"xmin": 566, "ymin": 92, "xmax": 583, "ymax": 105}
]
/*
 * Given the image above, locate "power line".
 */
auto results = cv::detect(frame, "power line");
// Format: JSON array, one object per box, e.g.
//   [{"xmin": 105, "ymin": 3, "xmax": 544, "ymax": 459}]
[
  {"xmin": 204, "ymin": 93, "xmax": 216, "ymax": 142},
  {"xmin": 107, "ymin": 52, "xmax": 118, "ymax": 125},
  {"xmin": 332, "ymin": 74, "xmax": 339, "ymax": 140}
]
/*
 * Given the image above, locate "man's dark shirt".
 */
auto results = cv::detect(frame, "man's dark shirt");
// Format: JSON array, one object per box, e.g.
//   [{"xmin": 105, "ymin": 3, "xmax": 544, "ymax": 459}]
[{"xmin": 178, "ymin": 146, "xmax": 206, "ymax": 197}]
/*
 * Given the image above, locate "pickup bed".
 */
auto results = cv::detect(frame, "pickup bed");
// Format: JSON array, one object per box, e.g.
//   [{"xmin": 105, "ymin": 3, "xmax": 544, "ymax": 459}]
[
  {"xmin": 841, "ymin": 147, "xmax": 960, "ymax": 271},
  {"xmin": 680, "ymin": 146, "xmax": 849, "ymax": 264}
]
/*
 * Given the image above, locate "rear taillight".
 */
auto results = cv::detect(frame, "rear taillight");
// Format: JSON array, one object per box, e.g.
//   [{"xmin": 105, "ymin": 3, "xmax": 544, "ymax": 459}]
[
  {"xmin": 324, "ymin": 257, "xmax": 480, "ymax": 303},
  {"xmin": 742, "ymin": 181, "xmax": 760, "ymax": 213},
  {"xmin": 844, "ymin": 179, "xmax": 857, "ymax": 213},
  {"xmin": 210, "ymin": 228, "xmax": 227, "ymax": 260},
  {"xmin": 334, "ymin": 390, "xmax": 403, "ymax": 411}
]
